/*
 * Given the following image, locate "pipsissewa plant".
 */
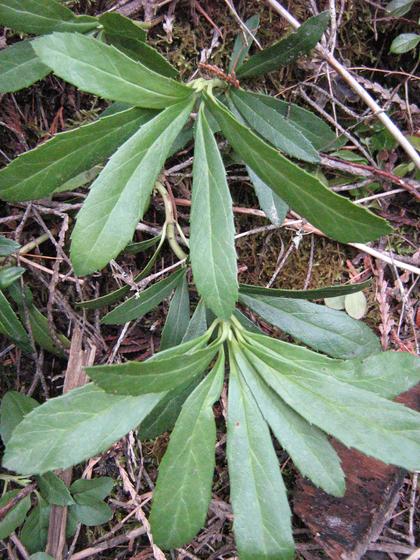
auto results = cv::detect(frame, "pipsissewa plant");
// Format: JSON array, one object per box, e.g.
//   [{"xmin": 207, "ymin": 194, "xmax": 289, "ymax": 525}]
[{"xmin": 1, "ymin": 8, "xmax": 419, "ymax": 560}]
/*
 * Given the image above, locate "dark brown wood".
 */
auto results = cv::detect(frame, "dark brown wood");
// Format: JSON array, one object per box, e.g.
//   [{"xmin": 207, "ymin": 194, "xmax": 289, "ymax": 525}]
[{"xmin": 293, "ymin": 384, "xmax": 420, "ymax": 560}]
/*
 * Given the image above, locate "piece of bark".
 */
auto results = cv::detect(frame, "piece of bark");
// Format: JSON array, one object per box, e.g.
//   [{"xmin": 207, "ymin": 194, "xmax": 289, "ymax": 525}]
[
  {"xmin": 46, "ymin": 327, "xmax": 96, "ymax": 560},
  {"xmin": 293, "ymin": 384, "xmax": 420, "ymax": 560}
]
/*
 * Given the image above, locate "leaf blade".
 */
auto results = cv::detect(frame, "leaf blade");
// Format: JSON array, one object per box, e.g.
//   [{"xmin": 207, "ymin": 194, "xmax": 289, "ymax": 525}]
[
  {"xmin": 33, "ymin": 33, "xmax": 192, "ymax": 109},
  {"xmin": 160, "ymin": 272, "xmax": 190, "ymax": 350},
  {"xmin": 70, "ymin": 98, "xmax": 194, "ymax": 275},
  {"xmin": 190, "ymin": 105, "xmax": 238, "ymax": 319},
  {"xmin": 150, "ymin": 351, "xmax": 224, "ymax": 548},
  {"xmin": 0, "ymin": 40, "xmax": 49, "ymax": 93}
]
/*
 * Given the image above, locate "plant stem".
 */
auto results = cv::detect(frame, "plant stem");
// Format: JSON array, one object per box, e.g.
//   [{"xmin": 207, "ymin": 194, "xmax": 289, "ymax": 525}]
[
  {"xmin": 155, "ymin": 182, "xmax": 188, "ymax": 260},
  {"xmin": 264, "ymin": 0, "xmax": 420, "ymax": 169}
]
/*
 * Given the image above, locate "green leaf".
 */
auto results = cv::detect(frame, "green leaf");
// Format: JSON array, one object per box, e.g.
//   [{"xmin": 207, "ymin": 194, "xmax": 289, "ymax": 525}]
[
  {"xmin": 182, "ymin": 299, "xmax": 208, "ymax": 343},
  {"xmin": 3, "ymin": 384, "xmax": 163, "ymax": 475},
  {"xmin": 125, "ymin": 235, "xmax": 161, "ymax": 254},
  {"xmin": 0, "ymin": 266, "xmax": 25, "ymax": 290},
  {"xmin": 239, "ymin": 293, "xmax": 380, "ymax": 359},
  {"xmin": 71, "ymin": 98, "xmax": 194, "ymax": 275},
  {"xmin": 37, "ymin": 472, "xmax": 74, "ymax": 506},
  {"xmin": 0, "ymin": 40, "xmax": 49, "ymax": 94},
  {"xmin": 150, "ymin": 351, "xmax": 224, "ymax": 548},
  {"xmin": 0, "ymin": 107, "xmax": 155, "ymax": 202},
  {"xmin": 233, "ymin": 309, "xmax": 262, "ymax": 333},
  {"xmin": 239, "ymin": 279, "xmax": 371, "ymax": 299},
  {"xmin": 247, "ymin": 167, "xmax": 288, "ymax": 225},
  {"xmin": 344, "ymin": 291, "xmax": 367, "ymax": 319},
  {"xmin": 390, "ymin": 32, "xmax": 420, "ymax": 54},
  {"xmin": 0, "ymin": 235, "xmax": 20, "ymax": 256},
  {"xmin": 0, "ymin": 291, "xmax": 32, "ymax": 353},
  {"xmin": 102, "ymin": 268, "xmax": 185, "ymax": 325},
  {"xmin": 29, "ymin": 554, "xmax": 54, "ymax": 560},
  {"xmin": 230, "ymin": 89, "xmax": 319, "ymax": 163},
  {"xmin": 139, "ymin": 378, "xmax": 201, "ymax": 439},
  {"xmin": 0, "ymin": 391, "xmax": 39, "ymax": 445},
  {"xmin": 160, "ymin": 272, "xmax": 190, "ymax": 350},
  {"xmin": 232, "ymin": 344, "xmax": 345, "ymax": 496},
  {"xmin": 33, "ymin": 33, "xmax": 192, "ymax": 109},
  {"xmin": 0, "ymin": 490, "xmax": 31, "ymax": 539},
  {"xmin": 229, "ymin": 14, "xmax": 260, "ymax": 73},
  {"xmin": 244, "ymin": 341, "xmax": 420, "ymax": 471},
  {"xmin": 386, "ymin": 0, "xmax": 415, "ymax": 17},
  {"xmin": 242, "ymin": 331, "xmax": 420, "ymax": 399},
  {"xmin": 27, "ymin": 304, "xmax": 70, "ymax": 356},
  {"xmin": 251, "ymin": 92, "xmax": 337, "ymax": 151},
  {"xmin": 71, "ymin": 477, "xmax": 113, "ymax": 500},
  {"xmin": 100, "ymin": 12, "xmax": 178, "ymax": 79},
  {"xmin": 20, "ymin": 499, "xmax": 50, "ymax": 554},
  {"xmin": 237, "ymin": 12, "xmax": 329, "ymax": 78},
  {"xmin": 205, "ymin": 94, "xmax": 391, "ymax": 243},
  {"xmin": 78, "ymin": 235, "xmax": 165, "ymax": 310},
  {"xmin": 0, "ymin": 0, "xmax": 98, "ymax": 35},
  {"xmin": 71, "ymin": 495, "xmax": 112, "ymax": 526},
  {"xmin": 190, "ymin": 105, "xmax": 238, "ymax": 319},
  {"xmin": 87, "ymin": 341, "xmax": 219, "ymax": 396},
  {"xmin": 227, "ymin": 353, "xmax": 294, "ymax": 560},
  {"xmin": 324, "ymin": 295, "xmax": 345, "ymax": 310}
]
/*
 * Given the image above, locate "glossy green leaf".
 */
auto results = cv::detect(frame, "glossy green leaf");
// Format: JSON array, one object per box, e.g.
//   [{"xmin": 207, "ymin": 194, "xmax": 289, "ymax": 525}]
[
  {"xmin": 27, "ymin": 304, "xmax": 70, "ymax": 356},
  {"xmin": 100, "ymin": 12, "xmax": 178, "ymax": 79},
  {"xmin": 182, "ymin": 299, "xmax": 208, "ymax": 343},
  {"xmin": 33, "ymin": 33, "xmax": 191, "ymax": 108},
  {"xmin": 0, "ymin": 107, "xmax": 155, "ymax": 202},
  {"xmin": 125, "ymin": 235, "xmax": 161, "ymax": 254},
  {"xmin": 3, "ymin": 384, "xmax": 163, "ymax": 475},
  {"xmin": 0, "ymin": 490, "xmax": 31, "ymax": 539},
  {"xmin": 160, "ymin": 272, "xmax": 190, "ymax": 350},
  {"xmin": 0, "ymin": 266, "xmax": 25, "ymax": 290},
  {"xmin": 139, "ymin": 378, "xmax": 200, "ymax": 439},
  {"xmin": 205, "ymin": 94, "xmax": 391, "ymax": 243},
  {"xmin": 190, "ymin": 105, "xmax": 238, "ymax": 319},
  {"xmin": 232, "ymin": 344, "xmax": 345, "ymax": 496},
  {"xmin": 0, "ymin": 391, "xmax": 39, "ymax": 445},
  {"xmin": 37, "ymin": 472, "xmax": 74, "ymax": 506},
  {"xmin": 390, "ymin": 33, "xmax": 420, "ymax": 54},
  {"xmin": 239, "ymin": 279, "xmax": 371, "ymax": 299},
  {"xmin": 0, "ymin": 236, "xmax": 20, "ymax": 256},
  {"xmin": 20, "ymin": 499, "xmax": 50, "ymax": 553},
  {"xmin": 0, "ymin": 290, "xmax": 32, "ymax": 353},
  {"xmin": 0, "ymin": 0, "xmax": 98, "ymax": 35},
  {"xmin": 230, "ymin": 89, "xmax": 319, "ymax": 163},
  {"xmin": 229, "ymin": 14, "xmax": 260, "ymax": 73},
  {"xmin": 150, "ymin": 351, "xmax": 224, "ymax": 548},
  {"xmin": 239, "ymin": 293, "xmax": 380, "ymax": 359},
  {"xmin": 243, "ymin": 331, "xmax": 420, "ymax": 399},
  {"xmin": 78, "ymin": 234, "xmax": 165, "ymax": 310},
  {"xmin": 244, "ymin": 342, "xmax": 420, "ymax": 471},
  {"xmin": 247, "ymin": 167, "xmax": 288, "ymax": 225},
  {"xmin": 227, "ymin": 354, "xmax": 294, "ymax": 560},
  {"xmin": 87, "ymin": 342, "xmax": 219, "ymax": 396},
  {"xmin": 71, "ymin": 494, "xmax": 112, "ymax": 526},
  {"xmin": 0, "ymin": 40, "xmax": 49, "ymax": 94},
  {"xmin": 102, "ymin": 268, "xmax": 185, "ymax": 324},
  {"xmin": 251, "ymin": 92, "xmax": 337, "ymax": 151},
  {"xmin": 237, "ymin": 12, "xmax": 329, "ymax": 78},
  {"xmin": 70, "ymin": 477, "xmax": 113, "ymax": 501},
  {"xmin": 71, "ymin": 98, "xmax": 194, "ymax": 275}
]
